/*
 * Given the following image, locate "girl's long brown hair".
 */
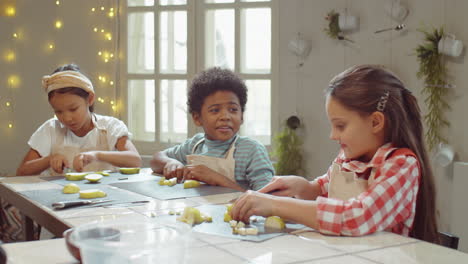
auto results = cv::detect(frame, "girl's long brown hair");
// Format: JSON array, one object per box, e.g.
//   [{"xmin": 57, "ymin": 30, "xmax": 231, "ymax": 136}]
[{"xmin": 326, "ymin": 65, "xmax": 438, "ymax": 243}]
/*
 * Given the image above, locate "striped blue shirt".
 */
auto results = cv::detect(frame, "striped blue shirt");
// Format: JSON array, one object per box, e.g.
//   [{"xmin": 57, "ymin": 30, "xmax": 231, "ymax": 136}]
[{"xmin": 164, "ymin": 133, "xmax": 274, "ymax": 190}]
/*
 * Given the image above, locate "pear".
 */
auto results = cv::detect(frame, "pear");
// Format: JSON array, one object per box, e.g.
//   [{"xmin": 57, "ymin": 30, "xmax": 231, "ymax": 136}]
[
  {"xmin": 79, "ymin": 189, "xmax": 107, "ymax": 199},
  {"xmin": 264, "ymin": 216, "xmax": 286, "ymax": 230},
  {"xmin": 65, "ymin": 172, "xmax": 87, "ymax": 181},
  {"xmin": 183, "ymin": 180, "xmax": 201, "ymax": 189},
  {"xmin": 176, "ymin": 207, "xmax": 211, "ymax": 226},
  {"xmin": 119, "ymin": 167, "xmax": 140, "ymax": 174},
  {"xmin": 85, "ymin": 174, "xmax": 103, "ymax": 183},
  {"xmin": 62, "ymin": 183, "xmax": 80, "ymax": 194}
]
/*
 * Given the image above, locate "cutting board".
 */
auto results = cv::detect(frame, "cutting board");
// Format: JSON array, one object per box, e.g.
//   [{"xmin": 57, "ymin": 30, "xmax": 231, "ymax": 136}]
[
  {"xmin": 110, "ymin": 179, "xmax": 239, "ymax": 200},
  {"xmin": 19, "ymin": 185, "xmax": 151, "ymax": 210},
  {"xmin": 158, "ymin": 204, "xmax": 306, "ymax": 242}
]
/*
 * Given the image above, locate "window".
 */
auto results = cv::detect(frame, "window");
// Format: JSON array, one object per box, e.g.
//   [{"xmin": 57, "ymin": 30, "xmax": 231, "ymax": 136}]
[{"xmin": 122, "ymin": 0, "xmax": 277, "ymax": 154}]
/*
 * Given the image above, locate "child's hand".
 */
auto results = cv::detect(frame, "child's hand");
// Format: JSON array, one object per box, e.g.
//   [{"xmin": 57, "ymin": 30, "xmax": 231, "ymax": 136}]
[
  {"xmin": 49, "ymin": 154, "xmax": 69, "ymax": 174},
  {"xmin": 73, "ymin": 151, "xmax": 99, "ymax": 172},
  {"xmin": 163, "ymin": 160, "xmax": 185, "ymax": 181},
  {"xmin": 183, "ymin": 165, "xmax": 223, "ymax": 186},
  {"xmin": 258, "ymin": 176, "xmax": 310, "ymax": 197},
  {"xmin": 230, "ymin": 190, "xmax": 275, "ymax": 223}
]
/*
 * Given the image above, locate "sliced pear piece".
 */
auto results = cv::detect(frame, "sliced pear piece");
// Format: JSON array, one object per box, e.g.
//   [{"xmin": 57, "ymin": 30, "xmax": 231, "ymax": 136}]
[
  {"xmin": 224, "ymin": 204, "xmax": 234, "ymax": 222},
  {"xmin": 119, "ymin": 167, "xmax": 140, "ymax": 174},
  {"xmin": 183, "ymin": 180, "xmax": 201, "ymax": 189},
  {"xmin": 65, "ymin": 172, "xmax": 87, "ymax": 181},
  {"xmin": 264, "ymin": 216, "xmax": 286, "ymax": 230},
  {"xmin": 85, "ymin": 174, "xmax": 103, "ymax": 183},
  {"xmin": 62, "ymin": 183, "xmax": 80, "ymax": 194},
  {"xmin": 79, "ymin": 189, "xmax": 107, "ymax": 199},
  {"xmin": 176, "ymin": 207, "xmax": 208, "ymax": 226}
]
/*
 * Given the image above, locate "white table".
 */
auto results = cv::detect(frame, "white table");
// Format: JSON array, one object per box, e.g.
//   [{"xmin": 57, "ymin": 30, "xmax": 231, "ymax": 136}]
[{"xmin": 1, "ymin": 170, "xmax": 468, "ymax": 263}]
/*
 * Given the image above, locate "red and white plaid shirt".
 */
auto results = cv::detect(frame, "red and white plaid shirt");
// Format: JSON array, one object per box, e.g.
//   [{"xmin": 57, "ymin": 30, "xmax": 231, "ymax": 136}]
[{"xmin": 315, "ymin": 144, "xmax": 420, "ymax": 237}]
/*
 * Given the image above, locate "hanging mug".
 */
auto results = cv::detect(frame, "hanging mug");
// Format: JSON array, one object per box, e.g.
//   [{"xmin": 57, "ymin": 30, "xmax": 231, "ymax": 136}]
[
  {"xmin": 438, "ymin": 34, "xmax": 463, "ymax": 57},
  {"xmin": 338, "ymin": 14, "xmax": 358, "ymax": 31},
  {"xmin": 384, "ymin": 0, "xmax": 409, "ymax": 21},
  {"xmin": 433, "ymin": 143, "xmax": 455, "ymax": 167},
  {"xmin": 288, "ymin": 34, "xmax": 311, "ymax": 58}
]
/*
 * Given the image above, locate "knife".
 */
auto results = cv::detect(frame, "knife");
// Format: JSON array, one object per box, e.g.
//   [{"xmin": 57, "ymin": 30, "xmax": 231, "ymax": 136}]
[{"xmin": 52, "ymin": 199, "xmax": 113, "ymax": 210}]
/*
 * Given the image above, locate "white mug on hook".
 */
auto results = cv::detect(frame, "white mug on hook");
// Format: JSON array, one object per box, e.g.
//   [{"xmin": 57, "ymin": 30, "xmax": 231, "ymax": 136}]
[
  {"xmin": 384, "ymin": 0, "xmax": 409, "ymax": 21},
  {"xmin": 338, "ymin": 14, "xmax": 358, "ymax": 31},
  {"xmin": 438, "ymin": 34, "xmax": 463, "ymax": 57},
  {"xmin": 433, "ymin": 143, "xmax": 455, "ymax": 167}
]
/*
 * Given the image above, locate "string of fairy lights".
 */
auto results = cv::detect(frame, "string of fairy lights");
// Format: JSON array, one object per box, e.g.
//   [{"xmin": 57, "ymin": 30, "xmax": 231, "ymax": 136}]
[{"xmin": 1, "ymin": 0, "xmax": 120, "ymax": 131}]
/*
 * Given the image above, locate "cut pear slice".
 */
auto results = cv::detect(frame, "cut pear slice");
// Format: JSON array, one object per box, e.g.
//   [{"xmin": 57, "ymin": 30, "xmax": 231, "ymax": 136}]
[
  {"xmin": 79, "ymin": 189, "xmax": 107, "ymax": 199},
  {"xmin": 65, "ymin": 172, "xmax": 87, "ymax": 181},
  {"xmin": 264, "ymin": 216, "xmax": 286, "ymax": 230},
  {"xmin": 119, "ymin": 167, "xmax": 140, "ymax": 174},
  {"xmin": 62, "ymin": 183, "xmax": 80, "ymax": 194},
  {"xmin": 85, "ymin": 174, "xmax": 103, "ymax": 183},
  {"xmin": 183, "ymin": 180, "xmax": 201, "ymax": 189}
]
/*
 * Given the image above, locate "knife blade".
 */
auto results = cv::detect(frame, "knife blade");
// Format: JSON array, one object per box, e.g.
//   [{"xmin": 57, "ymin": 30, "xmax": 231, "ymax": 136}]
[{"xmin": 52, "ymin": 199, "xmax": 113, "ymax": 210}]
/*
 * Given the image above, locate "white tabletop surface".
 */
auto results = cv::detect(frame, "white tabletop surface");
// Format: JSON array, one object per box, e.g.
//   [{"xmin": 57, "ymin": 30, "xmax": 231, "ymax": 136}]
[{"xmin": 1, "ymin": 170, "xmax": 468, "ymax": 264}]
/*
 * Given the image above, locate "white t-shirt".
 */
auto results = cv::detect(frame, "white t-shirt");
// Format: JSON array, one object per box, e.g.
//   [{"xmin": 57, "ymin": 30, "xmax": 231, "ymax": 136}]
[{"xmin": 28, "ymin": 114, "xmax": 130, "ymax": 158}]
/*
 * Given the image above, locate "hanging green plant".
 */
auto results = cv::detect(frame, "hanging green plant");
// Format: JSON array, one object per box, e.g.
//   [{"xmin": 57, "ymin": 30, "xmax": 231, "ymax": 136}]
[
  {"xmin": 415, "ymin": 27, "xmax": 450, "ymax": 150},
  {"xmin": 324, "ymin": 10, "xmax": 353, "ymax": 43},
  {"xmin": 270, "ymin": 116, "xmax": 304, "ymax": 176}
]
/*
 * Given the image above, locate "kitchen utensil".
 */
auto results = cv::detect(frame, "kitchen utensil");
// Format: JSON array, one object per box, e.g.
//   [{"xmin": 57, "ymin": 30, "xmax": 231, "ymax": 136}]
[{"xmin": 52, "ymin": 199, "xmax": 113, "ymax": 210}]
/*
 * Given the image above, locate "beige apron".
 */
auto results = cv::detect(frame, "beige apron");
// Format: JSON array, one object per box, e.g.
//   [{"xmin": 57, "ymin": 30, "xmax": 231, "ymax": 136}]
[
  {"xmin": 48, "ymin": 116, "xmax": 115, "ymax": 175},
  {"xmin": 328, "ymin": 163, "xmax": 377, "ymax": 200},
  {"xmin": 186, "ymin": 136, "xmax": 238, "ymax": 181}
]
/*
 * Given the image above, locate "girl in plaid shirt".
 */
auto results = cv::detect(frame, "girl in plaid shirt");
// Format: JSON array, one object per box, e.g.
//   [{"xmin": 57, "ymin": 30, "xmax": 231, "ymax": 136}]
[{"xmin": 231, "ymin": 65, "xmax": 439, "ymax": 243}]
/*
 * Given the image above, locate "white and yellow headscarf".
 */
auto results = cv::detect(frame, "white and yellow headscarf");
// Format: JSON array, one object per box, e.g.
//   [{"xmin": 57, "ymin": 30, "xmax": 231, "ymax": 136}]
[{"xmin": 42, "ymin": 70, "xmax": 94, "ymax": 95}]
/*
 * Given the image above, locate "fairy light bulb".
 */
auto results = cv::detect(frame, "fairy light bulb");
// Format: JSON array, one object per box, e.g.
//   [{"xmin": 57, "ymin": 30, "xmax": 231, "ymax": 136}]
[
  {"xmin": 105, "ymin": 33, "xmax": 112, "ymax": 40},
  {"xmin": 5, "ymin": 51, "xmax": 16, "ymax": 62},
  {"xmin": 8, "ymin": 123, "xmax": 13, "ymax": 129},
  {"xmin": 98, "ymin": 51, "xmax": 102, "ymax": 56},
  {"xmin": 108, "ymin": 11, "xmax": 114, "ymax": 18},
  {"xmin": 112, "ymin": 105, "xmax": 117, "ymax": 111},
  {"xmin": 110, "ymin": 100, "xmax": 114, "ymax": 105},
  {"xmin": 13, "ymin": 33, "xmax": 18, "ymax": 38},
  {"xmin": 8, "ymin": 75, "xmax": 20, "ymax": 88},
  {"xmin": 55, "ymin": 20, "xmax": 63, "ymax": 29},
  {"xmin": 48, "ymin": 43, "xmax": 55, "ymax": 50},
  {"xmin": 55, "ymin": 1, "xmax": 60, "ymax": 5},
  {"xmin": 93, "ymin": 27, "xmax": 98, "ymax": 32},
  {"xmin": 5, "ymin": 6, "xmax": 15, "ymax": 17},
  {"xmin": 91, "ymin": 7, "xmax": 96, "ymax": 12},
  {"xmin": 100, "ymin": 6, "xmax": 105, "ymax": 11},
  {"xmin": 109, "ymin": 81, "xmax": 114, "ymax": 85},
  {"xmin": 100, "ymin": 29, "xmax": 105, "ymax": 33},
  {"xmin": 6, "ymin": 102, "xmax": 11, "ymax": 107}
]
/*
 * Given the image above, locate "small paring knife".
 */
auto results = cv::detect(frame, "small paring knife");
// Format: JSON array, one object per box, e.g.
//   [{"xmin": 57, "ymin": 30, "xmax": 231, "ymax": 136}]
[{"xmin": 52, "ymin": 199, "xmax": 113, "ymax": 210}]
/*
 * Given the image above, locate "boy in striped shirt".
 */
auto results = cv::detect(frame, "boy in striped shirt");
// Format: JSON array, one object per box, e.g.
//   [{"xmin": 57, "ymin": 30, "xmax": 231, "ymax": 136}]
[{"xmin": 151, "ymin": 68, "xmax": 274, "ymax": 191}]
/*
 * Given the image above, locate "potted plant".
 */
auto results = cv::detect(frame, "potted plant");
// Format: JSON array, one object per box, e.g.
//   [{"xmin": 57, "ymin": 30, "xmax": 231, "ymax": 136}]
[
  {"xmin": 415, "ymin": 27, "xmax": 450, "ymax": 150},
  {"xmin": 270, "ymin": 116, "xmax": 304, "ymax": 176},
  {"xmin": 324, "ymin": 9, "xmax": 354, "ymax": 43}
]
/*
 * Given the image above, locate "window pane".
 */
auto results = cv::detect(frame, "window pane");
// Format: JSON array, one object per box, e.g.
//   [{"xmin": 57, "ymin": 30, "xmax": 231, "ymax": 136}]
[
  {"xmin": 160, "ymin": 80, "xmax": 188, "ymax": 143},
  {"xmin": 205, "ymin": 9, "xmax": 234, "ymax": 69},
  {"xmin": 128, "ymin": 0, "xmax": 154, "ymax": 6},
  {"xmin": 241, "ymin": 80, "xmax": 270, "ymax": 145},
  {"xmin": 128, "ymin": 12, "xmax": 155, "ymax": 74},
  {"xmin": 160, "ymin": 11, "xmax": 187, "ymax": 74},
  {"xmin": 128, "ymin": 80, "xmax": 155, "ymax": 141},
  {"xmin": 160, "ymin": 0, "xmax": 186, "ymax": 5},
  {"xmin": 241, "ymin": 8, "xmax": 271, "ymax": 73},
  {"xmin": 205, "ymin": 0, "xmax": 234, "ymax": 3}
]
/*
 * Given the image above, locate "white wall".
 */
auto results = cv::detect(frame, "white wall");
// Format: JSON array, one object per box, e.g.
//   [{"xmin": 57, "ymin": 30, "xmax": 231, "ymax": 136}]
[{"xmin": 277, "ymin": 0, "xmax": 467, "ymax": 241}]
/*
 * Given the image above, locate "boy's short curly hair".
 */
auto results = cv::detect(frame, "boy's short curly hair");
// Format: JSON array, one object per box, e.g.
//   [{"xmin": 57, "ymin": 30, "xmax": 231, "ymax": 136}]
[{"xmin": 187, "ymin": 67, "xmax": 247, "ymax": 114}]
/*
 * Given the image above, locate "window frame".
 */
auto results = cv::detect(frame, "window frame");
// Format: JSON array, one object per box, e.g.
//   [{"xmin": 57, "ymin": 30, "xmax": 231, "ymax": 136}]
[{"xmin": 119, "ymin": 0, "xmax": 278, "ymax": 155}]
